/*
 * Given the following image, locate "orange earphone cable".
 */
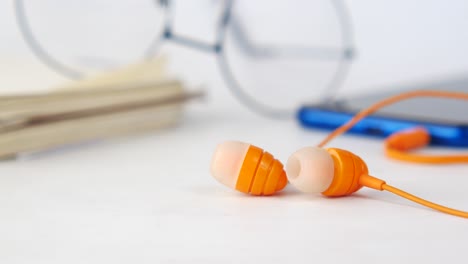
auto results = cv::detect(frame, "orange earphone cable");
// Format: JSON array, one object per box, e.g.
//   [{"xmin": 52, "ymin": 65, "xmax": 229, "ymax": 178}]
[
  {"xmin": 316, "ymin": 90, "xmax": 468, "ymax": 218},
  {"xmin": 382, "ymin": 184, "xmax": 468, "ymax": 218}
]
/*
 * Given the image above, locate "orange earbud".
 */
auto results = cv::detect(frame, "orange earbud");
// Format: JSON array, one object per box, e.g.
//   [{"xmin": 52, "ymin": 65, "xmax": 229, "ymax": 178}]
[
  {"xmin": 211, "ymin": 141, "xmax": 287, "ymax": 196},
  {"xmin": 287, "ymin": 147, "xmax": 385, "ymax": 197}
]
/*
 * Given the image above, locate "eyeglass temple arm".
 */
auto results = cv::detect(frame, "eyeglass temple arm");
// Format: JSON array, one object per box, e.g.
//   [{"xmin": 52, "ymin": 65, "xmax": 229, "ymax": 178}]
[{"xmin": 228, "ymin": 15, "xmax": 354, "ymax": 61}]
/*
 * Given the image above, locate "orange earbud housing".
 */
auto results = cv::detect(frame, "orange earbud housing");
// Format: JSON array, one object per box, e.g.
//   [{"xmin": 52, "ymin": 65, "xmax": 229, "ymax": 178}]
[
  {"xmin": 236, "ymin": 145, "xmax": 288, "ymax": 195},
  {"xmin": 321, "ymin": 148, "xmax": 368, "ymax": 197}
]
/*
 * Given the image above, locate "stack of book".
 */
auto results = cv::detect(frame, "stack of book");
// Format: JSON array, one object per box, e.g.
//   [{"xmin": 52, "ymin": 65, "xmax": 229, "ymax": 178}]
[{"xmin": 0, "ymin": 59, "xmax": 201, "ymax": 159}]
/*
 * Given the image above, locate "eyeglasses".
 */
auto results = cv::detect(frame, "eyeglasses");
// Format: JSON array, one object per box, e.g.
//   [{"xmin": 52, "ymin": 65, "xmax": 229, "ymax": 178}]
[{"xmin": 15, "ymin": 0, "xmax": 355, "ymax": 117}]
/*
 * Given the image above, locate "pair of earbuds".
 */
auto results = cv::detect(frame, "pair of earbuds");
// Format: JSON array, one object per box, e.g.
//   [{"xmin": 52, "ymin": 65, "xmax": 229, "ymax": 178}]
[
  {"xmin": 211, "ymin": 141, "xmax": 377, "ymax": 197},
  {"xmin": 210, "ymin": 91, "xmax": 468, "ymax": 218}
]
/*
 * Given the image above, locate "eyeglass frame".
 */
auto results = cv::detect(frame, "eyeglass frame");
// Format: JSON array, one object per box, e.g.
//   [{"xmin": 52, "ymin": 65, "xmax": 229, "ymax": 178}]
[{"xmin": 14, "ymin": 0, "xmax": 355, "ymax": 117}]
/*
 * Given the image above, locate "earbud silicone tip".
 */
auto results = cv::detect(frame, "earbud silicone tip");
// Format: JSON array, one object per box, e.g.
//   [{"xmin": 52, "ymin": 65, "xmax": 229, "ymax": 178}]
[
  {"xmin": 286, "ymin": 147, "xmax": 334, "ymax": 194},
  {"xmin": 210, "ymin": 141, "xmax": 250, "ymax": 189}
]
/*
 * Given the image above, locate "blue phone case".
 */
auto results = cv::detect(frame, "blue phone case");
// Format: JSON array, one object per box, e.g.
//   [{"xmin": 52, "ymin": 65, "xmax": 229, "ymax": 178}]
[{"xmin": 297, "ymin": 107, "xmax": 468, "ymax": 147}]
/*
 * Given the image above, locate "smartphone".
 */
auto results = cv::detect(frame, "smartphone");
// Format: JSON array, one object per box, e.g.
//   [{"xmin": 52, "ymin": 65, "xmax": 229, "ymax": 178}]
[{"xmin": 297, "ymin": 80, "xmax": 468, "ymax": 147}]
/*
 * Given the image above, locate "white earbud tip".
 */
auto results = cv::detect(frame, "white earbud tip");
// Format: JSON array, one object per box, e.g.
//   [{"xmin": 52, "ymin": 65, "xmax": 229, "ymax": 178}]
[
  {"xmin": 210, "ymin": 141, "xmax": 250, "ymax": 189},
  {"xmin": 286, "ymin": 147, "xmax": 334, "ymax": 194}
]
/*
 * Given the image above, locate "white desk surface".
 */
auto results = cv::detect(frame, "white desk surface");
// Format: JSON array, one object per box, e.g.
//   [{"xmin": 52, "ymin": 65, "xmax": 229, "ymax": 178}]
[{"xmin": 0, "ymin": 99, "xmax": 466, "ymax": 263}]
